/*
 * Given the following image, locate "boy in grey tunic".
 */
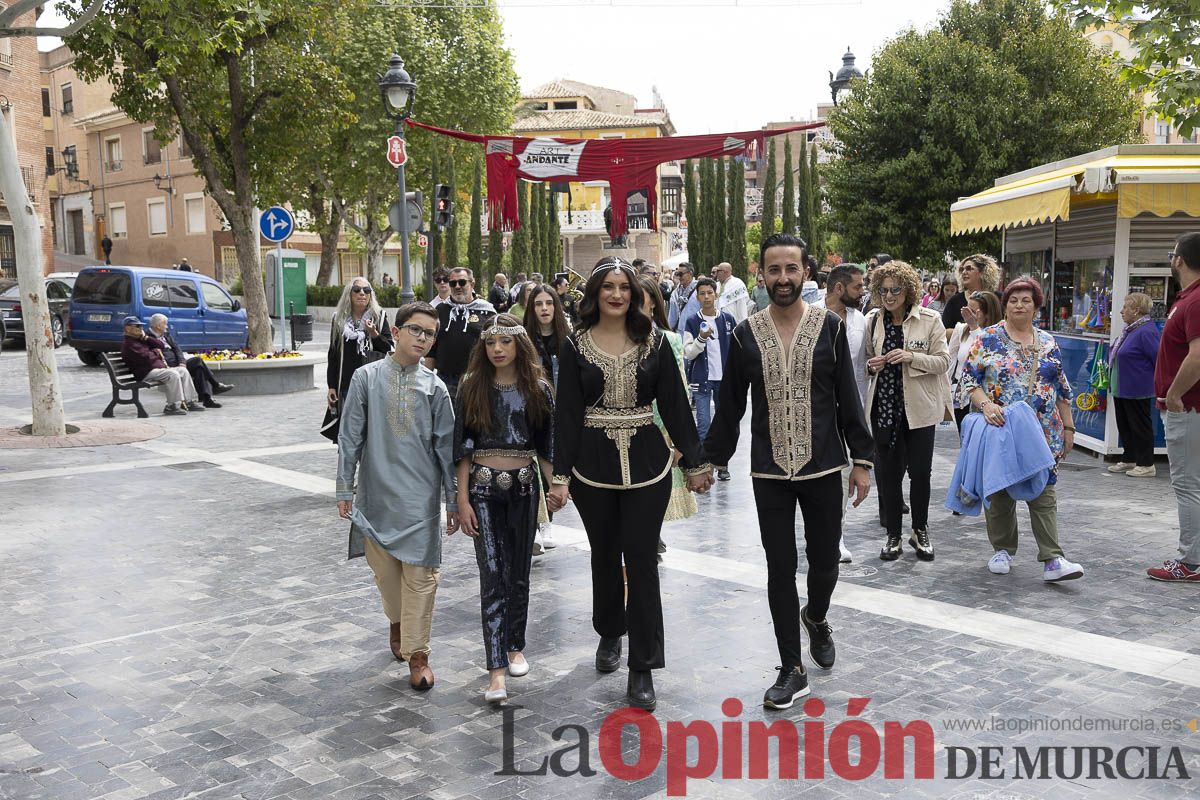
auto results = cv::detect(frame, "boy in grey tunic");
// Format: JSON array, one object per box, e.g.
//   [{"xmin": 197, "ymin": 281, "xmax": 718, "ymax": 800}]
[{"xmin": 336, "ymin": 302, "xmax": 460, "ymax": 691}]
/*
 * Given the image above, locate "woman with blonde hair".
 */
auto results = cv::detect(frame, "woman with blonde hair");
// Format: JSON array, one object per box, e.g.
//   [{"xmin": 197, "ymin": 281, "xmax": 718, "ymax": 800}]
[
  {"xmin": 865, "ymin": 260, "xmax": 952, "ymax": 562},
  {"xmin": 943, "ymin": 254, "xmax": 1001, "ymax": 331},
  {"xmin": 323, "ymin": 277, "xmax": 393, "ymax": 441},
  {"xmin": 1108, "ymin": 292, "xmax": 1162, "ymax": 477}
]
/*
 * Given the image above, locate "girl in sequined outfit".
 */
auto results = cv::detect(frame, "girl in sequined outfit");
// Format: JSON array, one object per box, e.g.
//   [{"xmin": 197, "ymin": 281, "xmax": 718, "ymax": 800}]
[{"xmin": 453, "ymin": 313, "xmax": 555, "ymax": 705}]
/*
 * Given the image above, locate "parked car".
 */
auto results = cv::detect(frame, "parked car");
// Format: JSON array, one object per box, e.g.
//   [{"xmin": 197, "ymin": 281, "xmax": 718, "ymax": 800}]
[
  {"xmin": 0, "ymin": 274, "xmax": 76, "ymax": 348},
  {"xmin": 69, "ymin": 266, "xmax": 248, "ymax": 366}
]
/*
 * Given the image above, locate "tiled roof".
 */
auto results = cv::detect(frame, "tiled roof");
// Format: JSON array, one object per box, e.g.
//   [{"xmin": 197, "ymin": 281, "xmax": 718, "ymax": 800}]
[
  {"xmin": 513, "ymin": 109, "xmax": 668, "ymax": 132},
  {"xmin": 522, "ymin": 79, "xmax": 603, "ymax": 102}
]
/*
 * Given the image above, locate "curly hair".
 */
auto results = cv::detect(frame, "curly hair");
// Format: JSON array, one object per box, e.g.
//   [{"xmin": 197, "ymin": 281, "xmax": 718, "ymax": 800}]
[
  {"xmin": 870, "ymin": 260, "xmax": 922, "ymax": 308},
  {"xmin": 959, "ymin": 254, "xmax": 1000, "ymax": 292}
]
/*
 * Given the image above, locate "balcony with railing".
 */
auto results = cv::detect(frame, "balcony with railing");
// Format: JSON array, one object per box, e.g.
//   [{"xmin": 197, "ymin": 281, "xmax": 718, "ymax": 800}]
[
  {"xmin": 0, "ymin": 167, "xmax": 40, "ymax": 206},
  {"xmin": 106, "ymin": 160, "xmax": 123, "ymax": 173}
]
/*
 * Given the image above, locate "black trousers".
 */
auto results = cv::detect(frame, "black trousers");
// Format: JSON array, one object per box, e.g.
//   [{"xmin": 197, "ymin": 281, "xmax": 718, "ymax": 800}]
[
  {"xmin": 953, "ymin": 405, "xmax": 970, "ymax": 432},
  {"xmin": 874, "ymin": 416, "xmax": 936, "ymax": 536},
  {"xmin": 572, "ymin": 473, "xmax": 672, "ymax": 671},
  {"xmin": 469, "ymin": 466, "xmax": 539, "ymax": 670},
  {"xmin": 752, "ymin": 472, "xmax": 843, "ymax": 672},
  {"xmin": 1113, "ymin": 397, "xmax": 1155, "ymax": 467},
  {"xmin": 184, "ymin": 356, "xmax": 217, "ymax": 399}
]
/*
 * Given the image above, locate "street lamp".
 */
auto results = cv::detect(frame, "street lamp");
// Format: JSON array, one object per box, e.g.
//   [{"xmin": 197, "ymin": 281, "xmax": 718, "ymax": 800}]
[
  {"xmin": 829, "ymin": 47, "xmax": 863, "ymax": 106},
  {"xmin": 378, "ymin": 53, "xmax": 417, "ymax": 304},
  {"xmin": 152, "ymin": 173, "xmax": 174, "ymax": 195}
]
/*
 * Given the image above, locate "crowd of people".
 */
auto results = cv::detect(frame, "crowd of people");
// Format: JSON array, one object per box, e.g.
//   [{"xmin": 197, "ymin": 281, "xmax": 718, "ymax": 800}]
[{"xmin": 329, "ymin": 230, "xmax": 1200, "ymax": 713}]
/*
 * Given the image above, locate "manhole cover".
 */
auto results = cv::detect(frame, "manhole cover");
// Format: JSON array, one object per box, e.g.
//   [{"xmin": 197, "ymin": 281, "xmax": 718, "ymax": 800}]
[
  {"xmin": 838, "ymin": 564, "xmax": 878, "ymax": 578},
  {"xmin": 165, "ymin": 461, "xmax": 219, "ymax": 471}
]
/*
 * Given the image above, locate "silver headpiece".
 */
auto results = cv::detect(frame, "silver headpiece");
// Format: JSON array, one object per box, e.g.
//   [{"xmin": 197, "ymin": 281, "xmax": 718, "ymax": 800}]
[
  {"xmin": 483, "ymin": 318, "xmax": 528, "ymax": 338},
  {"xmin": 592, "ymin": 259, "xmax": 634, "ymax": 277}
]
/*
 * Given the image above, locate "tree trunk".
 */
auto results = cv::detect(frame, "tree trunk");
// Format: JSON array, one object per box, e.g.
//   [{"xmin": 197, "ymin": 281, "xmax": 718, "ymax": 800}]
[
  {"xmin": 0, "ymin": 111, "xmax": 65, "ymax": 435},
  {"xmin": 309, "ymin": 188, "xmax": 341, "ymax": 286},
  {"xmin": 363, "ymin": 216, "xmax": 388, "ymax": 288},
  {"xmin": 229, "ymin": 203, "xmax": 272, "ymax": 354}
]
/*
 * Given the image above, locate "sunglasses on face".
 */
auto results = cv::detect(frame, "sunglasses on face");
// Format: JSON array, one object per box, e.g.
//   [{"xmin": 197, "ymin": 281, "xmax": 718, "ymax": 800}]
[
  {"xmin": 879, "ymin": 286, "xmax": 905, "ymax": 296},
  {"xmin": 401, "ymin": 323, "xmax": 437, "ymax": 341},
  {"xmin": 434, "ymin": 278, "xmax": 448, "ymax": 285},
  {"xmin": 449, "ymin": 279, "xmax": 470, "ymax": 288},
  {"xmin": 351, "ymin": 285, "xmax": 372, "ymax": 295}
]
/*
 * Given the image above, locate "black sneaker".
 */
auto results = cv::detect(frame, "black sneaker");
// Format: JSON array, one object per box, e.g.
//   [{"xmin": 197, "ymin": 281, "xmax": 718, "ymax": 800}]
[
  {"xmin": 800, "ymin": 605, "xmax": 835, "ymax": 669},
  {"xmin": 202, "ymin": 397, "xmax": 222, "ymax": 409},
  {"xmin": 716, "ymin": 468, "xmax": 731, "ymax": 481},
  {"xmin": 596, "ymin": 636, "xmax": 622, "ymax": 673},
  {"xmin": 763, "ymin": 666, "xmax": 810, "ymax": 710},
  {"xmin": 879, "ymin": 533, "xmax": 903, "ymax": 561},
  {"xmin": 908, "ymin": 528, "xmax": 934, "ymax": 561}
]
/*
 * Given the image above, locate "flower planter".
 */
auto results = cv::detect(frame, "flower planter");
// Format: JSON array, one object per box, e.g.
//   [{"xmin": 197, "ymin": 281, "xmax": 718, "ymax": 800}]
[{"xmin": 204, "ymin": 352, "xmax": 327, "ymax": 395}]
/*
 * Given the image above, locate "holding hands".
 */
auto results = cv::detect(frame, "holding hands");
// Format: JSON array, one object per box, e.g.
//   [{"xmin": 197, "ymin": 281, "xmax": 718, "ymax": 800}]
[
  {"xmin": 547, "ymin": 483, "xmax": 571, "ymax": 513},
  {"xmin": 687, "ymin": 468, "xmax": 714, "ymax": 494}
]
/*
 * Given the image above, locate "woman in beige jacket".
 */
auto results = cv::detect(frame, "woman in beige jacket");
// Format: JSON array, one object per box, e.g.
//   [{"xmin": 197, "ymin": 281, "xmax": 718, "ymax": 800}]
[{"xmin": 864, "ymin": 261, "xmax": 953, "ymax": 562}]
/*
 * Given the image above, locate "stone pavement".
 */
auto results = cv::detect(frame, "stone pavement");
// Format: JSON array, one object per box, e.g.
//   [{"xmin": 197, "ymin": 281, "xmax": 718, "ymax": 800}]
[{"xmin": 1, "ymin": 340, "xmax": 1198, "ymax": 799}]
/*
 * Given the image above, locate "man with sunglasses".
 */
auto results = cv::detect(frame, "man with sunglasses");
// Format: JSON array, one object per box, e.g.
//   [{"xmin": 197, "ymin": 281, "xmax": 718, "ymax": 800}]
[
  {"xmin": 668, "ymin": 262, "xmax": 700, "ymax": 332},
  {"xmin": 337, "ymin": 301, "xmax": 460, "ymax": 690},
  {"xmin": 427, "ymin": 267, "xmax": 497, "ymax": 400},
  {"xmin": 1149, "ymin": 234, "xmax": 1200, "ymax": 583}
]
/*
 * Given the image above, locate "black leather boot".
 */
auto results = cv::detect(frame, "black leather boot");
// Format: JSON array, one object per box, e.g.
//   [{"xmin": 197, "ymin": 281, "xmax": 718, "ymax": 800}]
[
  {"xmin": 595, "ymin": 636, "xmax": 622, "ymax": 673},
  {"xmin": 627, "ymin": 670, "xmax": 656, "ymax": 711}
]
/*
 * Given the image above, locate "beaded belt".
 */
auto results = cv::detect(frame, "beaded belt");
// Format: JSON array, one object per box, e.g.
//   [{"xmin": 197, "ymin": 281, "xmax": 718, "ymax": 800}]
[
  {"xmin": 583, "ymin": 406, "xmax": 655, "ymax": 430},
  {"xmin": 470, "ymin": 464, "xmax": 535, "ymax": 491}
]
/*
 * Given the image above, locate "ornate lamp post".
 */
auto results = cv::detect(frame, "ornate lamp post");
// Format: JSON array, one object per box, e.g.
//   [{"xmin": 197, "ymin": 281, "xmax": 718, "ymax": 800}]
[
  {"xmin": 378, "ymin": 54, "xmax": 417, "ymax": 304},
  {"xmin": 829, "ymin": 48, "xmax": 863, "ymax": 106}
]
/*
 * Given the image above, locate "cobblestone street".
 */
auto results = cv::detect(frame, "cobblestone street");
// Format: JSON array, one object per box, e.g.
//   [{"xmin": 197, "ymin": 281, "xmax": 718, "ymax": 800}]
[{"xmin": 1, "ymin": 342, "xmax": 1198, "ymax": 799}]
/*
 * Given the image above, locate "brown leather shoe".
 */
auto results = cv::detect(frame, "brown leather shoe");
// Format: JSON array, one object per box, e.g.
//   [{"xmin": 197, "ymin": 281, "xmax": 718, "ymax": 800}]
[
  {"xmin": 408, "ymin": 651, "xmax": 434, "ymax": 691},
  {"xmin": 389, "ymin": 622, "xmax": 404, "ymax": 661}
]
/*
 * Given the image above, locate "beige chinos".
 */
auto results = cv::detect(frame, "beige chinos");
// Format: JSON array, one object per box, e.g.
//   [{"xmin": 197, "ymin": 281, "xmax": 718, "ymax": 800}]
[{"xmin": 363, "ymin": 535, "xmax": 440, "ymax": 659}]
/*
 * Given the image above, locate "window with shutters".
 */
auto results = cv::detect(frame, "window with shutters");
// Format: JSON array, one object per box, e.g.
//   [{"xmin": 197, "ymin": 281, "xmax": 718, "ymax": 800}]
[
  {"xmin": 109, "ymin": 203, "xmax": 127, "ymax": 238},
  {"xmin": 142, "ymin": 128, "xmax": 161, "ymax": 165},
  {"xmin": 61, "ymin": 83, "xmax": 73, "ymax": 115},
  {"xmin": 184, "ymin": 194, "xmax": 206, "ymax": 234},
  {"xmin": 147, "ymin": 198, "xmax": 168, "ymax": 236}
]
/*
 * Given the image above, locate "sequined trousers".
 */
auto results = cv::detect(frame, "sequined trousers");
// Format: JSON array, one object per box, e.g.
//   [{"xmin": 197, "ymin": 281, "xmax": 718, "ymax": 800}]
[{"xmin": 469, "ymin": 463, "xmax": 539, "ymax": 670}]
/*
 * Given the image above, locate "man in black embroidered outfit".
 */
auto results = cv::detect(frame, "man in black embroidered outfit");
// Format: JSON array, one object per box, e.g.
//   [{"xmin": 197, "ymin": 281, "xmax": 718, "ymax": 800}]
[{"xmin": 704, "ymin": 233, "xmax": 874, "ymax": 710}]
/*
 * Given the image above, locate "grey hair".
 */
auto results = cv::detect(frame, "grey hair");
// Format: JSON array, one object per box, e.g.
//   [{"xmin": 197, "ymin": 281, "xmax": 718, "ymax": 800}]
[
  {"xmin": 333, "ymin": 276, "xmax": 383, "ymax": 329},
  {"xmin": 1124, "ymin": 291, "xmax": 1153, "ymax": 316},
  {"xmin": 148, "ymin": 313, "xmax": 168, "ymax": 328}
]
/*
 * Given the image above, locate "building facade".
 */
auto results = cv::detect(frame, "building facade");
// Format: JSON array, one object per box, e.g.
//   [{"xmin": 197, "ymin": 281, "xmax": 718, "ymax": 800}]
[
  {"xmin": 1, "ymin": 6, "xmax": 53, "ymax": 279},
  {"xmin": 513, "ymin": 80, "xmax": 683, "ymax": 272}
]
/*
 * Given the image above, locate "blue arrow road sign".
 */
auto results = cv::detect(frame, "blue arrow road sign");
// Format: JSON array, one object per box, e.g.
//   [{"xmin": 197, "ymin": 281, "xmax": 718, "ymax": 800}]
[{"xmin": 259, "ymin": 206, "xmax": 294, "ymax": 242}]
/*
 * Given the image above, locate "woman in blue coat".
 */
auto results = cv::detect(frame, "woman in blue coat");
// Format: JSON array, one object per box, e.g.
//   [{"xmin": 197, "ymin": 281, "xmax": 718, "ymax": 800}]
[{"xmin": 1108, "ymin": 292, "xmax": 1162, "ymax": 477}]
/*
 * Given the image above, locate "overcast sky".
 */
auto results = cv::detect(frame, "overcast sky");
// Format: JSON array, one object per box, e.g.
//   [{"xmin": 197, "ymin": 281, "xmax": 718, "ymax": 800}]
[{"xmin": 39, "ymin": 0, "xmax": 950, "ymax": 134}]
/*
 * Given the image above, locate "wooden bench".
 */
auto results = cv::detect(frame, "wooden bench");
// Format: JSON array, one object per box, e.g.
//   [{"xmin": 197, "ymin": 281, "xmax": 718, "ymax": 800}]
[{"xmin": 100, "ymin": 353, "xmax": 155, "ymax": 418}]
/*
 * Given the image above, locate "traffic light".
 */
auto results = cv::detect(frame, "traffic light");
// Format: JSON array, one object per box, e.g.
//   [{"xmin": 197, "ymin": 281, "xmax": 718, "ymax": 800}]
[{"xmin": 434, "ymin": 184, "xmax": 454, "ymax": 230}]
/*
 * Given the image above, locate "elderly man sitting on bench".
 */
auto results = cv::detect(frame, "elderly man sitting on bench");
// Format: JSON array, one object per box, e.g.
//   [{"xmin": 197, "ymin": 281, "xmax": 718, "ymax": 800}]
[
  {"xmin": 147, "ymin": 313, "xmax": 233, "ymax": 408},
  {"xmin": 119, "ymin": 316, "xmax": 204, "ymax": 416}
]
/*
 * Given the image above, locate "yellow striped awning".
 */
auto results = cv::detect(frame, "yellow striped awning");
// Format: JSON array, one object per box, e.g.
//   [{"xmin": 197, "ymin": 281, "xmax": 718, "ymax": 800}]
[{"xmin": 950, "ymin": 151, "xmax": 1200, "ymax": 235}]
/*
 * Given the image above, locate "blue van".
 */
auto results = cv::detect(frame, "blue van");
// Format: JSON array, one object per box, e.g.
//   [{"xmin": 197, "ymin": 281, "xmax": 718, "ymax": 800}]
[{"xmin": 70, "ymin": 266, "xmax": 248, "ymax": 366}]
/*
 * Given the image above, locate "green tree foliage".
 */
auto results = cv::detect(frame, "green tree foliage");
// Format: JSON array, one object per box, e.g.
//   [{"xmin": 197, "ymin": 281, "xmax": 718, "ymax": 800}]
[
  {"xmin": 728, "ymin": 159, "xmax": 748, "ymax": 279},
  {"xmin": 527, "ymin": 181, "xmax": 542, "ymax": 276},
  {"xmin": 1054, "ymin": 0, "xmax": 1200, "ymax": 137},
  {"xmin": 781, "ymin": 137, "xmax": 796, "ymax": 237},
  {"xmin": 797, "ymin": 141, "xmax": 812, "ymax": 246},
  {"xmin": 512, "ymin": 181, "xmax": 529, "ymax": 275},
  {"xmin": 710, "ymin": 155, "xmax": 720, "ymax": 266},
  {"xmin": 761, "ymin": 143, "xmax": 777, "ymax": 240},
  {"xmin": 697, "ymin": 158, "xmax": 713, "ymax": 271},
  {"xmin": 684, "ymin": 160, "xmax": 699, "ymax": 263},
  {"xmin": 826, "ymin": 0, "xmax": 1141, "ymax": 265},
  {"xmin": 809, "ymin": 147, "xmax": 825, "ymax": 261},
  {"xmin": 468, "ymin": 160, "xmax": 484, "ymax": 275},
  {"xmin": 546, "ymin": 186, "xmax": 562, "ymax": 271},
  {"xmin": 746, "ymin": 221, "xmax": 765, "ymax": 268},
  {"xmin": 444, "ymin": 154, "xmax": 459, "ymax": 268},
  {"xmin": 66, "ymin": 0, "xmax": 347, "ymax": 352},
  {"xmin": 487, "ymin": 227, "xmax": 503, "ymax": 278},
  {"xmin": 429, "ymin": 147, "xmax": 442, "ymax": 269}
]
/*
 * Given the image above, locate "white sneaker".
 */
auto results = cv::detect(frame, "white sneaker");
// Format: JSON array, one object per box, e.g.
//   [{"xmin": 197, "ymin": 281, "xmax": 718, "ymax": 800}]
[
  {"xmin": 1043, "ymin": 557, "xmax": 1084, "ymax": 582},
  {"xmin": 539, "ymin": 521, "xmax": 556, "ymax": 549},
  {"xmin": 838, "ymin": 538, "xmax": 853, "ymax": 563},
  {"xmin": 988, "ymin": 550, "xmax": 1012, "ymax": 574},
  {"xmin": 1126, "ymin": 465, "xmax": 1157, "ymax": 478},
  {"xmin": 1107, "ymin": 462, "xmax": 1134, "ymax": 473}
]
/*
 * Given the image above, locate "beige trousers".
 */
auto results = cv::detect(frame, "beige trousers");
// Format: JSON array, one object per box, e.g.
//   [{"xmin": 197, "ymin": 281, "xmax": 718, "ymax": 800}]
[
  {"xmin": 363, "ymin": 536, "xmax": 440, "ymax": 658},
  {"xmin": 143, "ymin": 366, "xmax": 198, "ymax": 406}
]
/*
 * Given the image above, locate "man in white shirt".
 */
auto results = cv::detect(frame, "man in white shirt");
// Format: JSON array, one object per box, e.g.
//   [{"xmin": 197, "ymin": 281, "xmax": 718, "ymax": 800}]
[
  {"xmin": 814, "ymin": 263, "xmax": 869, "ymax": 562},
  {"xmin": 682, "ymin": 277, "xmax": 737, "ymax": 480},
  {"xmin": 711, "ymin": 261, "xmax": 752, "ymax": 324}
]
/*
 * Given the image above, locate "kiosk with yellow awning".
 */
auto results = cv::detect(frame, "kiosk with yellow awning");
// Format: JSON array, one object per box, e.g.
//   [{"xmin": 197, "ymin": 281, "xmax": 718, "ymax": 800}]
[{"xmin": 950, "ymin": 144, "xmax": 1198, "ymax": 456}]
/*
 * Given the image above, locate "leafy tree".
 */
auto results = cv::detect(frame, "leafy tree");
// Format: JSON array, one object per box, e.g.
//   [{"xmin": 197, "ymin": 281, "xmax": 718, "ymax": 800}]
[
  {"xmin": 728, "ymin": 159, "xmax": 748, "ymax": 279},
  {"xmin": 781, "ymin": 137, "xmax": 796, "ymax": 236},
  {"xmin": 527, "ymin": 181, "xmax": 542, "ymax": 277},
  {"xmin": 429, "ymin": 147, "xmax": 442, "ymax": 269},
  {"xmin": 697, "ymin": 158, "xmax": 713, "ymax": 271},
  {"xmin": 761, "ymin": 143, "xmax": 777, "ymax": 239},
  {"xmin": 809, "ymin": 146, "xmax": 825, "ymax": 262},
  {"xmin": 67, "ymin": 0, "xmax": 345, "ymax": 352},
  {"xmin": 468, "ymin": 160, "xmax": 484, "ymax": 275},
  {"xmin": 826, "ymin": 0, "xmax": 1141, "ymax": 265},
  {"xmin": 512, "ymin": 181, "xmax": 529, "ymax": 275},
  {"xmin": 1053, "ymin": 0, "xmax": 1200, "ymax": 136},
  {"xmin": 487, "ymin": 227, "xmax": 503, "ymax": 279},
  {"xmin": 746, "ymin": 221, "xmax": 765, "ymax": 268},
  {"xmin": 546, "ymin": 186, "xmax": 562, "ymax": 271},
  {"xmin": 684, "ymin": 159, "xmax": 699, "ymax": 263},
  {"xmin": 797, "ymin": 140, "xmax": 812, "ymax": 246},
  {"xmin": 710, "ymin": 158, "xmax": 720, "ymax": 267},
  {"xmin": 444, "ymin": 153, "xmax": 459, "ymax": 268}
]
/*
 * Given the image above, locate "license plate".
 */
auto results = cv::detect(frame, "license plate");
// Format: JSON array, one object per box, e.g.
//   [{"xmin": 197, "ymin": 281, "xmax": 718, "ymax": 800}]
[{"xmin": 88, "ymin": 313, "xmax": 111, "ymax": 322}]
